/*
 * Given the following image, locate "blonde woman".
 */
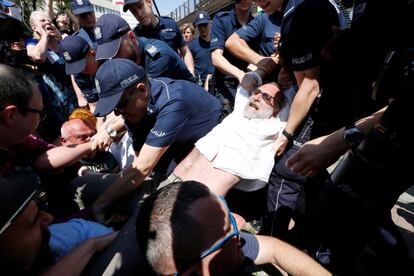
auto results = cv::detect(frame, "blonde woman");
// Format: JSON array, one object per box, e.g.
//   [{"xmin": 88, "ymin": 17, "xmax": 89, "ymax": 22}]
[{"xmin": 180, "ymin": 23, "xmax": 195, "ymax": 43}]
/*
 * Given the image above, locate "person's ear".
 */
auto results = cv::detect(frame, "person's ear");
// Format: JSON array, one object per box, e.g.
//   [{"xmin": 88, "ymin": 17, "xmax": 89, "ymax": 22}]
[
  {"xmin": 136, "ymin": 82, "xmax": 148, "ymax": 99},
  {"xmin": 60, "ymin": 137, "xmax": 67, "ymax": 145},
  {"xmin": 1, "ymin": 105, "xmax": 19, "ymax": 125},
  {"xmin": 127, "ymin": 30, "xmax": 135, "ymax": 40}
]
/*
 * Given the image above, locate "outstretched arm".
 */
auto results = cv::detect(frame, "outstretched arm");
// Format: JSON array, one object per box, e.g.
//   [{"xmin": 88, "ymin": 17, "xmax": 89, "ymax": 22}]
[
  {"xmin": 92, "ymin": 144, "xmax": 169, "ymax": 221},
  {"xmin": 211, "ymin": 49, "xmax": 245, "ymax": 82},
  {"xmin": 226, "ymin": 32, "xmax": 264, "ymax": 66},
  {"xmin": 180, "ymin": 44, "xmax": 195, "ymax": 76},
  {"xmin": 254, "ymin": 235, "xmax": 331, "ymax": 276},
  {"xmin": 286, "ymin": 107, "xmax": 387, "ymax": 177},
  {"xmin": 34, "ymin": 142, "xmax": 93, "ymax": 172}
]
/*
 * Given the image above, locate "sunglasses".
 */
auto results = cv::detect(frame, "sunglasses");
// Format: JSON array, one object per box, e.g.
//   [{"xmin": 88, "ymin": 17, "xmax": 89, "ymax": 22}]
[
  {"xmin": 19, "ymin": 106, "xmax": 48, "ymax": 121},
  {"xmin": 173, "ymin": 196, "xmax": 239, "ymax": 276},
  {"xmin": 252, "ymin": 88, "xmax": 276, "ymax": 106}
]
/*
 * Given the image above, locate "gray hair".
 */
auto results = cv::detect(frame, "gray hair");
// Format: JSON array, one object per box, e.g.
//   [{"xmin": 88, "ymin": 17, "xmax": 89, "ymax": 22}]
[{"xmin": 136, "ymin": 181, "xmax": 212, "ymax": 274}]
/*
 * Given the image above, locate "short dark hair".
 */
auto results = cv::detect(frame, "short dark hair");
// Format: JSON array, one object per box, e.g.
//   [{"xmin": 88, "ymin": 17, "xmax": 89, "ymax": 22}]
[
  {"xmin": 136, "ymin": 181, "xmax": 211, "ymax": 274},
  {"xmin": 0, "ymin": 64, "xmax": 33, "ymax": 110}
]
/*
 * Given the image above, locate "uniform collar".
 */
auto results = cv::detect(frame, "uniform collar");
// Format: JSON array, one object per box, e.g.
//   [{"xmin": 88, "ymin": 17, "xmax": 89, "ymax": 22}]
[
  {"xmin": 230, "ymin": 8, "xmax": 253, "ymax": 28},
  {"xmin": 283, "ymin": 0, "xmax": 305, "ymax": 17}
]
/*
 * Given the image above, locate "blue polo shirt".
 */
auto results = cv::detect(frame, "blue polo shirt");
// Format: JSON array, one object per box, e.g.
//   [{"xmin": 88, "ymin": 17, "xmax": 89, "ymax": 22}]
[
  {"xmin": 236, "ymin": 11, "xmax": 283, "ymax": 57},
  {"xmin": 137, "ymin": 37, "xmax": 195, "ymax": 83},
  {"xmin": 210, "ymin": 9, "xmax": 254, "ymax": 83},
  {"xmin": 126, "ymin": 78, "xmax": 222, "ymax": 154},
  {"xmin": 74, "ymin": 73, "xmax": 99, "ymax": 103},
  {"xmin": 188, "ymin": 37, "xmax": 214, "ymax": 84},
  {"xmin": 134, "ymin": 16, "xmax": 184, "ymax": 53}
]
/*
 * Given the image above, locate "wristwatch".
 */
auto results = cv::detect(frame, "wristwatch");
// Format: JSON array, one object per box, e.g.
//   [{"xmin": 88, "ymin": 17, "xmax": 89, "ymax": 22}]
[
  {"xmin": 343, "ymin": 124, "xmax": 364, "ymax": 148},
  {"xmin": 282, "ymin": 129, "xmax": 294, "ymax": 142},
  {"xmin": 105, "ymin": 127, "xmax": 117, "ymax": 138}
]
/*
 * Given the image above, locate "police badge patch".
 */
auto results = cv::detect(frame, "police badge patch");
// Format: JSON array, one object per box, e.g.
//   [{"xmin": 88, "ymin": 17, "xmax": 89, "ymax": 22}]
[
  {"xmin": 95, "ymin": 78, "xmax": 101, "ymax": 94},
  {"xmin": 63, "ymin": 51, "xmax": 72, "ymax": 61},
  {"xmin": 94, "ymin": 27, "xmax": 102, "ymax": 40}
]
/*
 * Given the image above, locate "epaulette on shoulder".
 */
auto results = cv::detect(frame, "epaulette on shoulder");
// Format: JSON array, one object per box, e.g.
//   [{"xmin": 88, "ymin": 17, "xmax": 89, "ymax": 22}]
[
  {"xmin": 160, "ymin": 15, "xmax": 175, "ymax": 21},
  {"xmin": 216, "ymin": 11, "xmax": 230, "ymax": 18}
]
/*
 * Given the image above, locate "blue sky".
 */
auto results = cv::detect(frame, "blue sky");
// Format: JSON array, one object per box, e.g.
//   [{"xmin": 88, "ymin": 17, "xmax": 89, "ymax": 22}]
[{"xmin": 154, "ymin": 1, "xmax": 181, "ymax": 16}]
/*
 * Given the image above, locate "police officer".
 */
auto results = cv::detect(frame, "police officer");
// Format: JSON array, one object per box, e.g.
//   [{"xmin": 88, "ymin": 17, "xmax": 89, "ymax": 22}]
[
  {"xmin": 122, "ymin": 0, "xmax": 195, "ymax": 75},
  {"xmin": 188, "ymin": 11, "xmax": 214, "ymax": 89},
  {"xmin": 210, "ymin": 0, "xmax": 254, "ymax": 106},
  {"xmin": 226, "ymin": 1, "xmax": 283, "ymax": 65},
  {"xmin": 70, "ymin": 0, "xmax": 97, "ymax": 48},
  {"xmin": 261, "ymin": 0, "xmax": 351, "ymax": 239},
  {"xmin": 94, "ymin": 14, "xmax": 195, "ymax": 83},
  {"xmin": 90, "ymin": 58, "xmax": 222, "ymax": 221},
  {"xmin": 60, "ymin": 35, "xmax": 99, "ymax": 109}
]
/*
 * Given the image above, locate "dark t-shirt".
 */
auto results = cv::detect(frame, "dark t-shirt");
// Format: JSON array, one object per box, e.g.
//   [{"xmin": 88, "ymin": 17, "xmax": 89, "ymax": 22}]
[
  {"xmin": 188, "ymin": 37, "xmax": 214, "ymax": 84},
  {"xmin": 0, "ymin": 135, "xmax": 55, "ymax": 176},
  {"xmin": 79, "ymin": 151, "xmax": 118, "ymax": 173}
]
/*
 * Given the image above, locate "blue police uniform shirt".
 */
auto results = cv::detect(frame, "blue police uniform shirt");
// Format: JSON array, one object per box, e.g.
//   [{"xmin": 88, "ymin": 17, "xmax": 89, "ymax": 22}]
[
  {"xmin": 74, "ymin": 73, "xmax": 99, "ymax": 103},
  {"xmin": 280, "ymin": 0, "xmax": 352, "ymax": 134},
  {"xmin": 236, "ymin": 11, "xmax": 283, "ymax": 57},
  {"xmin": 134, "ymin": 16, "xmax": 184, "ymax": 53},
  {"xmin": 137, "ymin": 37, "xmax": 195, "ymax": 83},
  {"xmin": 280, "ymin": 0, "xmax": 344, "ymax": 72},
  {"xmin": 210, "ymin": 9, "xmax": 254, "ymax": 82},
  {"xmin": 126, "ymin": 78, "xmax": 222, "ymax": 152},
  {"xmin": 188, "ymin": 37, "xmax": 214, "ymax": 84}
]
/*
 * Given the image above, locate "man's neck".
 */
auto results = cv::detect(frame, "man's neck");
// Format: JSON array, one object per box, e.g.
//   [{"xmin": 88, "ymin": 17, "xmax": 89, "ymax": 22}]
[
  {"xmin": 150, "ymin": 15, "xmax": 159, "ymax": 28},
  {"xmin": 0, "ymin": 133, "xmax": 16, "ymax": 150},
  {"xmin": 200, "ymin": 35, "xmax": 210, "ymax": 42},
  {"xmin": 235, "ymin": 8, "xmax": 250, "ymax": 25}
]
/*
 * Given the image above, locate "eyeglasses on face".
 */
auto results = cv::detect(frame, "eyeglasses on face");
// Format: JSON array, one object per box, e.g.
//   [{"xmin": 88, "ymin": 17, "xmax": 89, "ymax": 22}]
[
  {"xmin": 173, "ymin": 196, "xmax": 239, "ymax": 276},
  {"xmin": 19, "ymin": 106, "xmax": 48, "ymax": 121},
  {"xmin": 252, "ymin": 88, "xmax": 276, "ymax": 106}
]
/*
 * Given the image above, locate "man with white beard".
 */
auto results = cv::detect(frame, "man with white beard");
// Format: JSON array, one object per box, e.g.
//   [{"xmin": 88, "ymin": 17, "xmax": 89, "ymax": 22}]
[{"xmin": 163, "ymin": 81, "xmax": 295, "ymax": 196}]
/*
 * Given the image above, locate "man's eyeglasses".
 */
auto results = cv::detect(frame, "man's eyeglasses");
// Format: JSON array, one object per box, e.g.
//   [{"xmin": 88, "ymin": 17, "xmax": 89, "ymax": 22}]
[
  {"xmin": 252, "ymin": 88, "xmax": 276, "ymax": 106},
  {"xmin": 174, "ymin": 196, "xmax": 239, "ymax": 276},
  {"xmin": 19, "ymin": 107, "xmax": 48, "ymax": 121}
]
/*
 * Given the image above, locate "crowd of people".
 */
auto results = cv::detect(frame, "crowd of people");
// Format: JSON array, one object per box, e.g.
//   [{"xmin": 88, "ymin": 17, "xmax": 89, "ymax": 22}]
[{"xmin": 0, "ymin": 0, "xmax": 413, "ymax": 275}]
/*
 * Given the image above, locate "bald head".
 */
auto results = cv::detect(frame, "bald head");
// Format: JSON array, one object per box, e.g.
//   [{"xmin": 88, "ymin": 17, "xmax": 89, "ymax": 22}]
[{"xmin": 60, "ymin": 118, "xmax": 96, "ymax": 145}]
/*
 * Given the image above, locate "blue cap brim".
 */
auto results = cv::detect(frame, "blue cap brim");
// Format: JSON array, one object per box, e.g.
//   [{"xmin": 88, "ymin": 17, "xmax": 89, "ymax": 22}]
[
  {"xmin": 96, "ymin": 38, "xmax": 122, "ymax": 61},
  {"xmin": 123, "ymin": 0, "xmax": 141, "ymax": 12},
  {"xmin": 93, "ymin": 89, "xmax": 125, "ymax": 117},
  {"xmin": 65, "ymin": 58, "xmax": 87, "ymax": 75},
  {"xmin": 72, "ymin": 6, "xmax": 94, "ymax": 15},
  {"xmin": 195, "ymin": 19, "xmax": 209, "ymax": 26},
  {"xmin": 1, "ymin": 0, "xmax": 16, "ymax": 7}
]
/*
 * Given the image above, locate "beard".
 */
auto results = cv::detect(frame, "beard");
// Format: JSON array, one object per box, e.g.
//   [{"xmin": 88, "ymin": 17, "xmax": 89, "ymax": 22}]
[
  {"xmin": 243, "ymin": 100, "xmax": 274, "ymax": 119},
  {"xmin": 0, "ymin": 229, "xmax": 55, "ymax": 276}
]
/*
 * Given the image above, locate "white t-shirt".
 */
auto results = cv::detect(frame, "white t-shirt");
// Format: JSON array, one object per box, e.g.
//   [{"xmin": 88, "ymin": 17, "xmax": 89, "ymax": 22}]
[{"xmin": 195, "ymin": 85, "xmax": 295, "ymax": 191}]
